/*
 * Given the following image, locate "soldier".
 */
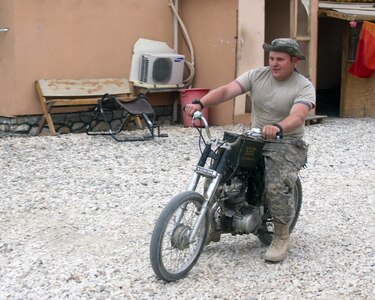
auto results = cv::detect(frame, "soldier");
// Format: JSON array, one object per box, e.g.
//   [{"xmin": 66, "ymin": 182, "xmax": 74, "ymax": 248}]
[{"xmin": 184, "ymin": 38, "xmax": 316, "ymax": 262}]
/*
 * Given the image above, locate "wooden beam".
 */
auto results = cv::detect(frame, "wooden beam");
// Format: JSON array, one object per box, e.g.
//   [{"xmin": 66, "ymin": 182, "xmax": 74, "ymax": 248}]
[{"xmin": 319, "ymin": 8, "xmax": 375, "ymax": 21}]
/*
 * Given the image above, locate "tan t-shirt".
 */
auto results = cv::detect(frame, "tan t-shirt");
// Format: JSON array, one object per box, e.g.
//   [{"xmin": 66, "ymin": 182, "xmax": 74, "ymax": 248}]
[{"xmin": 236, "ymin": 67, "xmax": 316, "ymax": 138}]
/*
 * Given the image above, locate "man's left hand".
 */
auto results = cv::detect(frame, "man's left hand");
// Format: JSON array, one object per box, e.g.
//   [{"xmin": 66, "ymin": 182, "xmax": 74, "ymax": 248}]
[{"xmin": 262, "ymin": 125, "xmax": 281, "ymax": 139}]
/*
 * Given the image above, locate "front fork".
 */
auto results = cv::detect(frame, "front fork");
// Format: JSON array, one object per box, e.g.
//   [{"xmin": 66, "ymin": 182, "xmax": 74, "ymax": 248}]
[
  {"xmin": 187, "ymin": 174, "xmax": 221, "ymax": 243},
  {"xmin": 181, "ymin": 144, "xmax": 229, "ymax": 243}
]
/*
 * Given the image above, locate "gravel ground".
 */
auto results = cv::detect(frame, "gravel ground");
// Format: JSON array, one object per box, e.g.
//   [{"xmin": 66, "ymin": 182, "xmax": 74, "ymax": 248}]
[{"xmin": 0, "ymin": 117, "xmax": 374, "ymax": 300}]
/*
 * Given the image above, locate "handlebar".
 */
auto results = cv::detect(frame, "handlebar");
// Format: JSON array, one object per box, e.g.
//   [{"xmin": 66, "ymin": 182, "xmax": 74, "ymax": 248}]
[
  {"xmin": 192, "ymin": 111, "xmax": 282, "ymax": 142},
  {"xmin": 193, "ymin": 111, "xmax": 264, "ymax": 140},
  {"xmin": 245, "ymin": 128, "xmax": 262, "ymax": 137},
  {"xmin": 192, "ymin": 111, "xmax": 212, "ymax": 140}
]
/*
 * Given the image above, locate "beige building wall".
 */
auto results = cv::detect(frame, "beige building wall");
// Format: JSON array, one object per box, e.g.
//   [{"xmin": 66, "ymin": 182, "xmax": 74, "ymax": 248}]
[
  {"xmin": 2, "ymin": 0, "xmax": 177, "ymax": 117},
  {"xmin": 0, "ymin": 1, "xmax": 16, "ymax": 115},
  {"xmin": 234, "ymin": 0, "xmax": 265, "ymax": 119},
  {"xmin": 0, "ymin": 0, "xmax": 240, "ymax": 126},
  {"xmin": 1, "ymin": 0, "xmax": 327, "ymax": 126},
  {"xmin": 0, "ymin": 0, "xmax": 176, "ymax": 116},
  {"xmin": 179, "ymin": 0, "xmax": 238, "ymax": 125}
]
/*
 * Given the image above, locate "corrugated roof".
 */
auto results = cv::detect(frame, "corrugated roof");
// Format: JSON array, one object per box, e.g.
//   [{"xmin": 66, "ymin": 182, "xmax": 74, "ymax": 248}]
[{"xmin": 319, "ymin": 2, "xmax": 375, "ymax": 20}]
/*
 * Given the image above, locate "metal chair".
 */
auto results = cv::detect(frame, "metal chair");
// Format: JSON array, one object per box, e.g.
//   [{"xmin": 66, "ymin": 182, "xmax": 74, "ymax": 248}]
[{"xmin": 86, "ymin": 93, "xmax": 168, "ymax": 142}]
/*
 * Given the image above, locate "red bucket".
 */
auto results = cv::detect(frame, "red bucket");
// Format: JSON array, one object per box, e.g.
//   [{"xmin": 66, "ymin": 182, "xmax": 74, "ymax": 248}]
[{"xmin": 180, "ymin": 88, "xmax": 210, "ymax": 127}]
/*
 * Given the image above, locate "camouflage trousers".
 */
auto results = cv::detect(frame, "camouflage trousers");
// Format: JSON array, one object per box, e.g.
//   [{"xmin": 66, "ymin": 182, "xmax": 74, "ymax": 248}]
[{"xmin": 262, "ymin": 138, "xmax": 308, "ymax": 224}]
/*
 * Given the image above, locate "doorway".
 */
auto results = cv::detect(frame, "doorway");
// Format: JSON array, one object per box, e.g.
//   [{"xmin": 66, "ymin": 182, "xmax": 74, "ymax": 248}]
[{"xmin": 316, "ymin": 17, "xmax": 346, "ymax": 117}]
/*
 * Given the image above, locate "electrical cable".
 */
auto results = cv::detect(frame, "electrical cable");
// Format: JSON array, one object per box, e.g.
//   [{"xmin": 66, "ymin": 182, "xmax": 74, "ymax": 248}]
[{"xmin": 169, "ymin": 0, "xmax": 196, "ymax": 87}]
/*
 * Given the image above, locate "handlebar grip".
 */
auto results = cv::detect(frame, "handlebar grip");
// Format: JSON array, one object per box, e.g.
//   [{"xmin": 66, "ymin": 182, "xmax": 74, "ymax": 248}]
[{"xmin": 273, "ymin": 123, "xmax": 284, "ymax": 139}]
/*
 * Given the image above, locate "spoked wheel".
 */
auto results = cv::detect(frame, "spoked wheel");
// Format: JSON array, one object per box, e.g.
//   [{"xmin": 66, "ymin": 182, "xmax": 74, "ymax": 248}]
[
  {"xmin": 257, "ymin": 177, "xmax": 302, "ymax": 245},
  {"xmin": 150, "ymin": 191, "xmax": 208, "ymax": 282}
]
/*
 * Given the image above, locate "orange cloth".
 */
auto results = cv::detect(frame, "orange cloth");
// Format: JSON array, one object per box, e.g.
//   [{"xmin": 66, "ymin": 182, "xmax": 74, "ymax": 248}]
[{"xmin": 349, "ymin": 21, "xmax": 375, "ymax": 78}]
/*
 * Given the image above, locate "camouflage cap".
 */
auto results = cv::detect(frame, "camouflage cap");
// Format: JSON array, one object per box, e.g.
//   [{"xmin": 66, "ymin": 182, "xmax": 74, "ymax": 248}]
[{"xmin": 263, "ymin": 38, "xmax": 306, "ymax": 60}]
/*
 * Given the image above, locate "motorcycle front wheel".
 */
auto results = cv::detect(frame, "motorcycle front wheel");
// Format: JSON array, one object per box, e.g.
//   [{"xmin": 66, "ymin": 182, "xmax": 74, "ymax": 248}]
[
  {"xmin": 150, "ymin": 191, "xmax": 208, "ymax": 282},
  {"xmin": 257, "ymin": 176, "xmax": 302, "ymax": 245}
]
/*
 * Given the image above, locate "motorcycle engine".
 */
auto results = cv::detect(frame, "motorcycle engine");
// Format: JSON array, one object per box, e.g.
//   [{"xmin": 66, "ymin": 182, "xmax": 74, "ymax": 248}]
[
  {"xmin": 223, "ymin": 176, "xmax": 261, "ymax": 234},
  {"xmin": 223, "ymin": 177, "xmax": 246, "ymax": 204},
  {"xmin": 232, "ymin": 208, "xmax": 261, "ymax": 234}
]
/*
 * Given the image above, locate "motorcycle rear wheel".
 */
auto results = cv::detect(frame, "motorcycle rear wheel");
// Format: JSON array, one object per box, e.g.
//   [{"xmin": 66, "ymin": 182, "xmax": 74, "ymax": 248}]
[
  {"xmin": 257, "ymin": 177, "xmax": 302, "ymax": 245},
  {"xmin": 150, "ymin": 191, "xmax": 208, "ymax": 282}
]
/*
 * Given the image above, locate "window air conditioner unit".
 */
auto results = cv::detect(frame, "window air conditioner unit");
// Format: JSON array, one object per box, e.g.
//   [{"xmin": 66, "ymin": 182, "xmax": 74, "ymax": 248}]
[{"xmin": 139, "ymin": 53, "xmax": 185, "ymax": 85}]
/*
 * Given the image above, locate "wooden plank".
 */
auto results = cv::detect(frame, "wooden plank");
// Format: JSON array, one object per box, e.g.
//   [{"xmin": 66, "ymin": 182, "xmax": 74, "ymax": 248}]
[
  {"xmin": 341, "ymin": 63, "xmax": 375, "ymax": 117},
  {"xmin": 319, "ymin": 8, "xmax": 375, "ymax": 20},
  {"xmin": 305, "ymin": 115, "xmax": 327, "ymax": 126},
  {"xmin": 38, "ymin": 78, "xmax": 131, "ymax": 97},
  {"xmin": 340, "ymin": 25, "xmax": 349, "ymax": 117},
  {"xmin": 35, "ymin": 80, "xmax": 57, "ymax": 135},
  {"xmin": 45, "ymin": 95, "xmax": 136, "ymax": 106},
  {"xmin": 290, "ymin": 0, "xmax": 298, "ymax": 40},
  {"xmin": 319, "ymin": 3, "xmax": 375, "ymax": 10},
  {"xmin": 310, "ymin": 0, "xmax": 319, "ymax": 91},
  {"xmin": 46, "ymin": 98, "xmax": 98, "ymax": 106},
  {"xmin": 334, "ymin": 9, "xmax": 375, "ymax": 16}
]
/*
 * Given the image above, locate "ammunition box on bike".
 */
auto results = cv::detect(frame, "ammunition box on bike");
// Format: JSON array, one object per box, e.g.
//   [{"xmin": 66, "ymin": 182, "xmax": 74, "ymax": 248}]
[{"xmin": 223, "ymin": 131, "xmax": 265, "ymax": 169}]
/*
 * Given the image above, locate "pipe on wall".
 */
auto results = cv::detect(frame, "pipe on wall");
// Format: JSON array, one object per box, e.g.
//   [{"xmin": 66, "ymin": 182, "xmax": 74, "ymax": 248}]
[
  {"xmin": 173, "ymin": 0, "xmax": 178, "ymax": 52},
  {"xmin": 169, "ymin": 0, "xmax": 195, "ymax": 87}
]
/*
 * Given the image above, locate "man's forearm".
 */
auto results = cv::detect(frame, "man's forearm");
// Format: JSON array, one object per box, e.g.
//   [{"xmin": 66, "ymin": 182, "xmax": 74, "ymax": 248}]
[
  {"xmin": 200, "ymin": 81, "xmax": 243, "ymax": 108},
  {"xmin": 278, "ymin": 104, "xmax": 310, "ymax": 133}
]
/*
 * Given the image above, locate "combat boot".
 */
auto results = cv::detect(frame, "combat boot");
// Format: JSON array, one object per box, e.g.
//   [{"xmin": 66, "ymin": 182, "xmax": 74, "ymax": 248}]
[{"xmin": 264, "ymin": 222, "xmax": 290, "ymax": 262}]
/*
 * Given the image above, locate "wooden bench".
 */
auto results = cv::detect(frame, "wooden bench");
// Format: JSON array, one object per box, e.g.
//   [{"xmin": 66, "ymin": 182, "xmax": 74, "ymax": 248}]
[{"xmin": 35, "ymin": 78, "xmax": 140, "ymax": 135}]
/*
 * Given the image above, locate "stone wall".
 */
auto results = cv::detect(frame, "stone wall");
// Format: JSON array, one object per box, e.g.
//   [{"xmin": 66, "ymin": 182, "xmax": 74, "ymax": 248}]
[{"xmin": 0, "ymin": 106, "xmax": 175, "ymax": 137}]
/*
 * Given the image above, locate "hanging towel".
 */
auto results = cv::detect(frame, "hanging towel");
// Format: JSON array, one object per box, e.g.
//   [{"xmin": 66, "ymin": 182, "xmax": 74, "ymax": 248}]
[{"xmin": 349, "ymin": 21, "xmax": 375, "ymax": 78}]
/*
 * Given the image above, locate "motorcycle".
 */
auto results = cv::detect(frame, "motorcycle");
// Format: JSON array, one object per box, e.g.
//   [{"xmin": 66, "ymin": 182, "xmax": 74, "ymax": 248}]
[{"xmin": 150, "ymin": 111, "xmax": 302, "ymax": 282}]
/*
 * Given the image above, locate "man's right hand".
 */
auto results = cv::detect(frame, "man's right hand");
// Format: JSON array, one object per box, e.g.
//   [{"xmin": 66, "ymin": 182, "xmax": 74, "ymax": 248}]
[{"xmin": 183, "ymin": 103, "xmax": 201, "ymax": 117}]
